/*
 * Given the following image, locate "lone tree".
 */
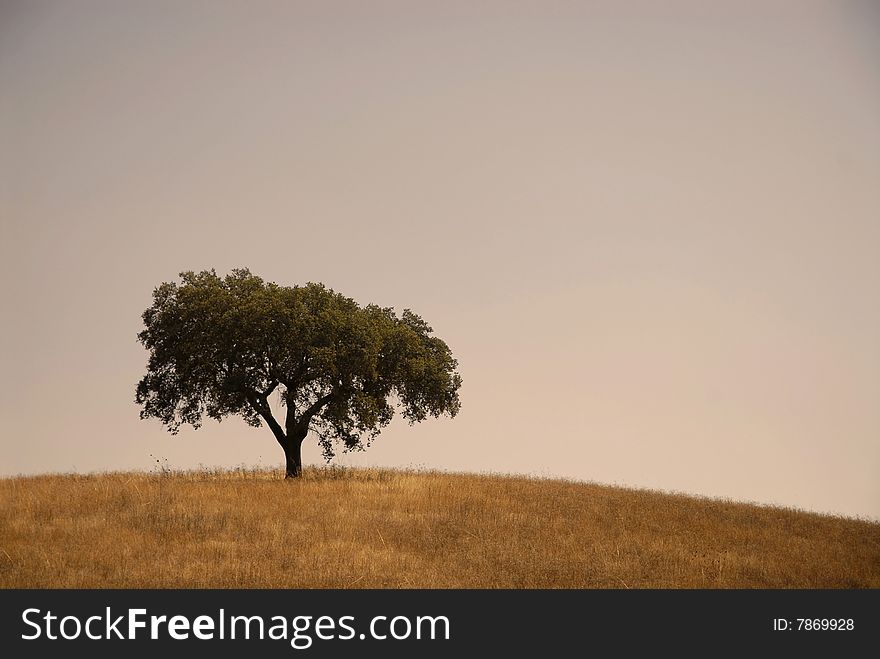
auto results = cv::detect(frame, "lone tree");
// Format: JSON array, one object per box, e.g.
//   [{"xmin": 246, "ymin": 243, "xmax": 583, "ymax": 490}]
[{"xmin": 135, "ymin": 269, "xmax": 462, "ymax": 477}]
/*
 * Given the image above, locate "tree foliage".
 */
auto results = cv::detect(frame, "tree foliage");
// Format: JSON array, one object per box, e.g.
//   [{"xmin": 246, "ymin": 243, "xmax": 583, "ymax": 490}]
[{"xmin": 135, "ymin": 269, "xmax": 462, "ymax": 475}]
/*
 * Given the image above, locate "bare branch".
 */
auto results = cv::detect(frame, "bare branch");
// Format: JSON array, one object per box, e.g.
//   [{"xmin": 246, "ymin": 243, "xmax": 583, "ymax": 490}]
[{"xmin": 245, "ymin": 389, "xmax": 285, "ymax": 445}]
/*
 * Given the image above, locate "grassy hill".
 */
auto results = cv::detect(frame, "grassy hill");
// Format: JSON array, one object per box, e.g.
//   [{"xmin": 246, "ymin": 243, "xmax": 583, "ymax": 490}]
[{"xmin": 1, "ymin": 467, "xmax": 877, "ymax": 588}]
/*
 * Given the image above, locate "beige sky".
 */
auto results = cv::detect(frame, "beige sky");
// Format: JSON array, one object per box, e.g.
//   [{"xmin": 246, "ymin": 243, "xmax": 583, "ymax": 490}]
[{"xmin": 1, "ymin": 0, "xmax": 878, "ymax": 519}]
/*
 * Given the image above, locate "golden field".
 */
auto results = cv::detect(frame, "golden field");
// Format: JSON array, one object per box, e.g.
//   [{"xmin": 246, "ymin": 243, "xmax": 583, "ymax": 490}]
[{"xmin": 1, "ymin": 467, "xmax": 877, "ymax": 588}]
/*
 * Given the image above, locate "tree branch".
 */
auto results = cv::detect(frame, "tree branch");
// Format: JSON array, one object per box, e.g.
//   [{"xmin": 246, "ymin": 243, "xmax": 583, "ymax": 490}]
[
  {"xmin": 300, "ymin": 392, "xmax": 335, "ymax": 426},
  {"xmin": 245, "ymin": 390, "xmax": 286, "ymax": 445}
]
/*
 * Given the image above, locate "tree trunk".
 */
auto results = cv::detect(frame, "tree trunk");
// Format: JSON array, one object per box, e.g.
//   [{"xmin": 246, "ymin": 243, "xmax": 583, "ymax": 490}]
[
  {"xmin": 283, "ymin": 425, "xmax": 309, "ymax": 479},
  {"xmin": 283, "ymin": 440, "xmax": 302, "ymax": 479}
]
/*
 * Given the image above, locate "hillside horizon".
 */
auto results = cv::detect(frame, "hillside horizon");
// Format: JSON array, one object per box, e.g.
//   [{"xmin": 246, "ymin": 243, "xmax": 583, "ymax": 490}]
[
  {"xmin": 2, "ymin": 466, "xmax": 877, "ymax": 589},
  {"xmin": 3, "ymin": 463, "xmax": 877, "ymax": 524}
]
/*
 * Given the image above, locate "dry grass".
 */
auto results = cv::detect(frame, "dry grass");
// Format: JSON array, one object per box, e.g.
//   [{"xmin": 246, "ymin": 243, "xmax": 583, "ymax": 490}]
[{"xmin": 0, "ymin": 466, "xmax": 877, "ymax": 588}]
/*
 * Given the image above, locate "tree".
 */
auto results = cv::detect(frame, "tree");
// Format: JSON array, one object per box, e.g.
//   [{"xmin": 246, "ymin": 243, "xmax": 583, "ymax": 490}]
[{"xmin": 135, "ymin": 269, "xmax": 462, "ymax": 478}]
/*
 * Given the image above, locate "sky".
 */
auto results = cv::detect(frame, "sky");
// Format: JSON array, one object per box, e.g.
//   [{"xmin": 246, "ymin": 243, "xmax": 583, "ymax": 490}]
[{"xmin": 1, "ymin": 0, "xmax": 878, "ymax": 519}]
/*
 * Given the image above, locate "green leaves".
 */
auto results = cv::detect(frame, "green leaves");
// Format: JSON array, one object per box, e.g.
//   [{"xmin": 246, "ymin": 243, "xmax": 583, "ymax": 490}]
[{"xmin": 135, "ymin": 269, "xmax": 462, "ymax": 460}]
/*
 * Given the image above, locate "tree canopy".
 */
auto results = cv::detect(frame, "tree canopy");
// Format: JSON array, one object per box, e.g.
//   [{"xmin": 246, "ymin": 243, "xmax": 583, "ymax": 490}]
[{"xmin": 135, "ymin": 269, "xmax": 462, "ymax": 476}]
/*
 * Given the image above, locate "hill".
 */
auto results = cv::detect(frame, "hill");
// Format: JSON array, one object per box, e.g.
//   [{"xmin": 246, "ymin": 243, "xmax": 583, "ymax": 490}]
[{"xmin": 1, "ymin": 467, "xmax": 877, "ymax": 588}]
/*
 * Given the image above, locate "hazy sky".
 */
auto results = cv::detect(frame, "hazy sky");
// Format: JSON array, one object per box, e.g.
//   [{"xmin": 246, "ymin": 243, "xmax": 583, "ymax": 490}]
[{"xmin": 2, "ymin": 1, "xmax": 878, "ymax": 519}]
